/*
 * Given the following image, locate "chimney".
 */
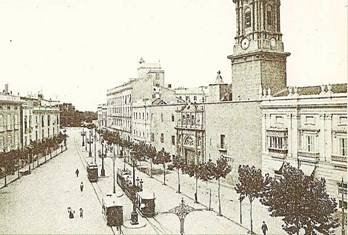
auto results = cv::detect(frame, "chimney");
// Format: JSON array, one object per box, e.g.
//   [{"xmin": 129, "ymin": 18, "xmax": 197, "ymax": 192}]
[{"xmin": 4, "ymin": 84, "xmax": 8, "ymax": 94}]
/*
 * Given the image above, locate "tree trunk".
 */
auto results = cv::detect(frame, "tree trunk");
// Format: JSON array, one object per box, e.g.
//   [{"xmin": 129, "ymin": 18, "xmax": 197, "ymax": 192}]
[
  {"xmin": 177, "ymin": 168, "xmax": 181, "ymax": 193},
  {"xmin": 218, "ymin": 178, "xmax": 222, "ymax": 216},
  {"xmin": 163, "ymin": 163, "xmax": 166, "ymax": 185},
  {"xmin": 239, "ymin": 199, "xmax": 243, "ymax": 224},
  {"xmin": 250, "ymin": 199, "xmax": 253, "ymax": 233},
  {"xmin": 195, "ymin": 175, "xmax": 198, "ymax": 203}
]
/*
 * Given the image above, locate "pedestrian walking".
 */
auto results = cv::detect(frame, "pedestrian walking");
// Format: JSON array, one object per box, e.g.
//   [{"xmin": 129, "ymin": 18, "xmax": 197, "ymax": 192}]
[
  {"xmin": 80, "ymin": 182, "xmax": 84, "ymax": 192},
  {"xmin": 68, "ymin": 208, "xmax": 75, "ymax": 219},
  {"xmin": 261, "ymin": 221, "xmax": 268, "ymax": 235},
  {"xmin": 79, "ymin": 208, "xmax": 83, "ymax": 218},
  {"xmin": 75, "ymin": 169, "xmax": 79, "ymax": 177}
]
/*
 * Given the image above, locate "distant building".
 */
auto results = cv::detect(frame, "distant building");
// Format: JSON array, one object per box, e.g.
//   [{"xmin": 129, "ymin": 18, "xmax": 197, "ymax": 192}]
[
  {"xmin": 100, "ymin": 0, "xmax": 347, "ymax": 200},
  {"xmin": 21, "ymin": 94, "xmax": 60, "ymax": 147},
  {"xmin": 0, "ymin": 85, "xmax": 22, "ymax": 152},
  {"xmin": 97, "ymin": 104, "xmax": 107, "ymax": 129}
]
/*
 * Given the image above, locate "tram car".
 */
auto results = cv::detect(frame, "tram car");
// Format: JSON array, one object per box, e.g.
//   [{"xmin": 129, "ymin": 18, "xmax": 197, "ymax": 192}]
[
  {"xmin": 116, "ymin": 169, "xmax": 130, "ymax": 190},
  {"xmin": 136, "ymin": 191, "xmax": 156, "ymax": 217},
  {"xmin": 102, "ymin": 194, "xmax": 123, "ymax": 227},
  {"xmin": 87, "ymin": 162, "xmax": 98, "ymax": 182}
]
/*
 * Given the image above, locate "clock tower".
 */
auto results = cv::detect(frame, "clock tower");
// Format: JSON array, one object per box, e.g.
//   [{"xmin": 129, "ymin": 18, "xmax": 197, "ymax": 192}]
[{"xmin": 227, "ymin": 0, "xmax": 290, "ymax": 100}]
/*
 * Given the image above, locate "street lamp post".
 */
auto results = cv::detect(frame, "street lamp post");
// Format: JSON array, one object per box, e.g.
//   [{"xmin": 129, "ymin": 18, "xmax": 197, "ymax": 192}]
[
  {"xmin": 341, "ymin": 177, "xmax": 346, "ymax": 235},
  {"xmin": 94, "ymin": 130, "xmax": 97, "ymax": 164},
  {"xmin": 100, "ymin": 140, "xmax": 105, "ymax": 177},
  {"xmin": 88, "ymin": 130, "xmax": 92, "ymax": 157},
  {"xmin": 130, "ymin": 150, "xmax": 139, "ymax": 225},
  {"xmin": 112, "ymin": 145, "xmax": 116, "ymax": 194},
  {"xmin": 81, "ymin": 129, "xmax": 86, "ymax": 147},
  {"xmin": 164, "ymin": 198, "xmax": 200, "ymax": 235}
]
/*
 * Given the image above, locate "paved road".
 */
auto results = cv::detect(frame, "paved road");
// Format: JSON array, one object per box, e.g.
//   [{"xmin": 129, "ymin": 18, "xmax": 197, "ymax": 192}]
[{"xmin": 0, "ymin": 130, "xmax": 113, "ymax": 234}]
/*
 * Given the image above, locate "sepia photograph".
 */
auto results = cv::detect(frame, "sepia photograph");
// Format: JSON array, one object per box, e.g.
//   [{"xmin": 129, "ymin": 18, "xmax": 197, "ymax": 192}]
[{"xmin": 0, "ymin": 0, "xmax": 347, "ymax": 234}]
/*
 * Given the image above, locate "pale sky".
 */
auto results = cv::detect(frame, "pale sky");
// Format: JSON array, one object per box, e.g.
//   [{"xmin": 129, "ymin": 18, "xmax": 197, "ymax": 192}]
[{"xmin": 0, "ymin": 0, "xmax": 346, "ymax": 111}]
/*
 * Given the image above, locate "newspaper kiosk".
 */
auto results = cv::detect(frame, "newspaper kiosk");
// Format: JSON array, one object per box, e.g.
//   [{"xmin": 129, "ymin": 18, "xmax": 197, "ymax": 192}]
[
  {"xmin": 102, "ymin": 194, "xmax": 123, "ymax": 227},
  {"xmin": 136, "ymin": 191, "xmax": 156, "ymax": 217},
  {"xmin": 87, "ymin": 162, "xmax": 98, "ymax": 182}
]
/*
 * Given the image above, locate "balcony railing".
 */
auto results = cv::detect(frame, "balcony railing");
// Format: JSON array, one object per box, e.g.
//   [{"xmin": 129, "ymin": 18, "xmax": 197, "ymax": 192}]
[
  {"xmin": 268, "ymin": 148, "xmax": 288, "ymax": 159},
  {"xmin": 175, "ymin": 123, "xmax": 204, "ymax": 130},
  {"xmin": 298, "ymin": 150, "xmax": 320, "ymax": 163},
  {"xmin": 331, "ymin": 154, "xmax": 347, "ymax": 163},
  {"xmin": 338, "ymin": 187, "xmax": 348, "ymax": 195}
]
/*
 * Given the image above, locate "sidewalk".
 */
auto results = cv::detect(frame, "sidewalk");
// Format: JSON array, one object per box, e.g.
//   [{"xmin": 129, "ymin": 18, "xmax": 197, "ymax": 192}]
[
  {"xmin": 76, "ymin": 136, "xmax": 251, "ymax": 235},
  {"xmin": 0, "ymin": 146, "xmax": 67, "ymax": 189}
]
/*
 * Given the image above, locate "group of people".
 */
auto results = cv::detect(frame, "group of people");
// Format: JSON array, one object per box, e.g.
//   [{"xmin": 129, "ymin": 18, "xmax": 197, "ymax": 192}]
[{"xmin": 67, "ymin": 169, "xmax": 84, "ymax": 219}]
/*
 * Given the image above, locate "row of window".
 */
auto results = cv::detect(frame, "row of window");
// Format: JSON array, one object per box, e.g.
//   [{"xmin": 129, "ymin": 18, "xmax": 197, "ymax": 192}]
[
  {"xmin": 107, "ymin": 94, "xmax": 132, "ymax": 106},
  {"xmin": 267, "ymin": 134, "xmax": 347, "ymax": 157},
  {"xmin": 24, "ymin": 114, "xmax": 59, "ymax": 131},
  {"xmin": 0, "ymin": 135, "xmax": 19, "ymax": 150},
  {"xmin": 0, "ymin": 114, "xmax": 19, "ymax": 131}
]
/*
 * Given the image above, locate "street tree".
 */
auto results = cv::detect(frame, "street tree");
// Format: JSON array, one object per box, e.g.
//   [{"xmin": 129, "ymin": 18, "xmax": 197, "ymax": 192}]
[
  {"xmin": 153, "ymin": 148, "xmax": 171, "ymax": 185},
  {"xmin": 172, "ymin": 155, "xmax": 186, "ymax": 193},
  {"xmin": 146, "ymin": 144, "xmax": 157, "ymax": 178},
  {"xmin": 261, "ymin": 163, "xmax": 339, "ymax": 235},
  {"xmin": 214, "ymin": 157, "xmax": 231, "ymax": 216},
  {"xmin": 186, "ymin": 161, "xmax": 206, "ymax": 203},
  {"xmin": 235, "ymin": 165, "xmax": 270, "ymax": 234},
  {"xmin": 198, "ymin": 159, "xmax": 216, "ymax": 210}
]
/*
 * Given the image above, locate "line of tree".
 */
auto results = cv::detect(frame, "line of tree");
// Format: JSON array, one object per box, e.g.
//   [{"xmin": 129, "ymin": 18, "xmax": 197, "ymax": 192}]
[
  {"xmin": 0, "ymin": 133, "xmax": 67, "ymax": 186},
  {"xmin": 235, "ymin": 163, "xmax": 339, "ymax": 235},
  {"xmin": 96, "ymin": 128, "xmax": 232, "ymax": 216},
  {"xmin": 60, "ymin": 104, "xmax": 97, "ymax": 127}
]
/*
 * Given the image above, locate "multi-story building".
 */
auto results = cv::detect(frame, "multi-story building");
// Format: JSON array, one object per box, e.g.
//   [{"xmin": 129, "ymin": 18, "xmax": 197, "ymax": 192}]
[
  {"xmin": 106, "ymin": 59, "xmax": 165, "ymax": 141},
  {"xmin": 97, "ymin": 103, "xmax": 107, "ymax": 129},
  {"xmin": 261, "ymin": 84, "xmax": 347, "ymax": 206},
  {"xmin": 100, "ymin": 0, "xmax": 347, "ymax": 194},
  {"xmin": 0, "ymin": 85, "xmax": 22, "ymax": 152},
  {"xmin": 21, "ymin": 94, "xmax": 60, "ymax": 146}
]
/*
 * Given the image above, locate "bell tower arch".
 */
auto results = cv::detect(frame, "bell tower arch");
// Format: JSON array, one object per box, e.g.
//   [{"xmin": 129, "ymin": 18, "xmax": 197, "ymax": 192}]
[{"xmin": 228, "ymin": 0, "xmax": 290, "ymax": 100}]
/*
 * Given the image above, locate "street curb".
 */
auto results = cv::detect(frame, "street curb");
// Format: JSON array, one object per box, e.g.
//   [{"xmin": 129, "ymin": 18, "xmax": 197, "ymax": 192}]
[
  {"xmin": 0, "ymin": 149, "xmax": 67, "ymax": 190},
  {"xmin": 123, "ymin": 220, "xmax": 147, "ymax": 229}
]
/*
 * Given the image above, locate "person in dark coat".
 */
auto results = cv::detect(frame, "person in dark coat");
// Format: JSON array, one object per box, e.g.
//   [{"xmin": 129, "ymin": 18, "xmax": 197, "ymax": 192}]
[
  {"xmin": 261, "ymin": 221, "xmax": 268, "ymax": 235},
  {"xmin": 75, "ymin": 169, "xmax": 79, "ymax": 177},
  {"xmin": 79, "ymin": 208, "xmax": 83, "ymax": 218},
  {"xmin": 80, "ymin": 182, "xmax": 84, "ymax": 192}
]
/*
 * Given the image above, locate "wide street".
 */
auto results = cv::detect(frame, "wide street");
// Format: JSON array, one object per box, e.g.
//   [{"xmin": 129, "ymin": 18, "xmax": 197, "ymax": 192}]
[{"xmin": 0, "ymin": 128, "xmax": 250, "ymax": 234}]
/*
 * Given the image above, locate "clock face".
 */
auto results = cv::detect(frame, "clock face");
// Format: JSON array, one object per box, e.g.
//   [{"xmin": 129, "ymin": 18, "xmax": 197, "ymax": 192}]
[
  {"xmin": 241, "ymin": 38, "xmax": 250, "ymax": 50},
  {"xmin": 270, "ymin": 38, "xmax": 276, "ymax": 48}
]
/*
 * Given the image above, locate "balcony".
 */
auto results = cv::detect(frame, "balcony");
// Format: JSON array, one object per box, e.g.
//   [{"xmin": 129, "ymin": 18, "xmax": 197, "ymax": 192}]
[
  {"xmin": 175, "ymin": 122, "xmax": 204, "ymax": 131},
  {"xmin": 331, "ymin": 155, "xmax": 347, "ymax": 163},
  {"xmin": 298, "ymin": 150, "xmax": 320, "ymax": 163},
  {"xmin": 331, "ymin": 154, "xmax": 347, "ymax": 169},
  {"xmin": 268, "ymin": 148, "xmax": 288, "ymax": 159}
]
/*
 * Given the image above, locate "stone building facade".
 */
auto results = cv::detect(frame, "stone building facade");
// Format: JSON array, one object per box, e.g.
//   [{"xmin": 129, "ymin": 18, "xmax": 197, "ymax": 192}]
[
  {"xmin": 97, "ymin": 103, "xmax": 107, "ymax": 129},
  {"xmin": 261, "ymin": 84, "xmax": 347, "ymax": 206},
  {"xmin": 21, "ymin": 95, "xmax": 60, "ymax": 147},
  {"xmin": 100, "ymin": 0, "xmax": 347, "ymax": 192},
  {"xmin": 0, "ymin": 91, "xmax": 22, "ymax": 152}
]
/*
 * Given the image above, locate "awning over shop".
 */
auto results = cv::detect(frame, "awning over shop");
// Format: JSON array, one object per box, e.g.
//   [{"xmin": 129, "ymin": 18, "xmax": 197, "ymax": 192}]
[
  {"xmin": 273, "ymin": 161, "xmax": 285, "ymax": 175},
  {"xmin": 300, "ymin": 164, "xmax": 316, "ymax": 177}
]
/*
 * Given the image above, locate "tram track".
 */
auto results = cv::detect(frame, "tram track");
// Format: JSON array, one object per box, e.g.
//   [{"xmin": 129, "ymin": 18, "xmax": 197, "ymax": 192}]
[
  {"xmin": 73, "ymin": 137, "xmax": 119, "ymax": 235},
  {"xmin": 74, "ymin": 135, "xmax": 174, "ymax": 235}
]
